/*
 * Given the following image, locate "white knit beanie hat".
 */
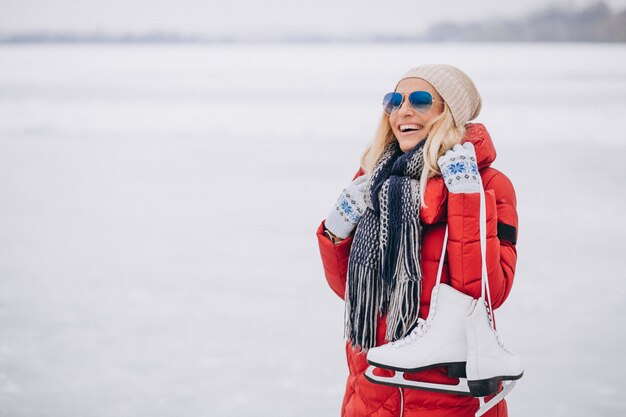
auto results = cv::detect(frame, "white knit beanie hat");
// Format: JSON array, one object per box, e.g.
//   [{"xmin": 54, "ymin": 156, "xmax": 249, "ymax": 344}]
[{"xmin": 395, "ymin": 64, "xmax": 482, "ymax": 128}]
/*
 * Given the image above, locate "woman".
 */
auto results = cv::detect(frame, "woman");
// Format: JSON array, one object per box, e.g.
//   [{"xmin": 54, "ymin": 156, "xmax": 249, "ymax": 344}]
[{"xmin": 316, "ymin": 64, "xmax": 518, "ymax": 417}]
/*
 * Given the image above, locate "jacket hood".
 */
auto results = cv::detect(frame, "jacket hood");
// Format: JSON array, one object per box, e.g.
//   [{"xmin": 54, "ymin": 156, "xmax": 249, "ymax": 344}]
[{"xmin": 463, "ymin": 122, "xmax": 496, "ymax": 169}]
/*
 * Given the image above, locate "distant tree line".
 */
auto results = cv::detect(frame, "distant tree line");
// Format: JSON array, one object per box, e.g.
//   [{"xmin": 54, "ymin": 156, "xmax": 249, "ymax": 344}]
[{"xmin": 422, "ymin": 1, "xmax": 626, "ymax": 42}]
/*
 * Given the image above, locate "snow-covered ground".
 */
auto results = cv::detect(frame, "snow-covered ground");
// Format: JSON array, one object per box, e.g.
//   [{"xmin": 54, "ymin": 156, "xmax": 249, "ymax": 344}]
[{"xmin": 0, "ymin": 42, "xmax": 625, "ymax": 416}]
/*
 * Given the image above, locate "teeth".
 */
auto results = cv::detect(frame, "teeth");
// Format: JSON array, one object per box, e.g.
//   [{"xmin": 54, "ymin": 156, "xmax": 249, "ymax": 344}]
[{"xmin": 399, "ymin": 124, "xmax": 422, "ymax": 132}]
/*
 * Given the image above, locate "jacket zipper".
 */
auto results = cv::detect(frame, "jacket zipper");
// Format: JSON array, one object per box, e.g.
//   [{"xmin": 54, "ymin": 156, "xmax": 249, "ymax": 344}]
[{"xmin": 398, "ymin": 387, "xmax": 404, "ymax": 417}]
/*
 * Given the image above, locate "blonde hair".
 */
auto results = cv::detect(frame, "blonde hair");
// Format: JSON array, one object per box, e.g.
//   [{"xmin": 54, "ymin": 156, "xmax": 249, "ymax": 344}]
[{"xmin": 359, "ymin": 104, "xmax": 466, "ymax": 207}]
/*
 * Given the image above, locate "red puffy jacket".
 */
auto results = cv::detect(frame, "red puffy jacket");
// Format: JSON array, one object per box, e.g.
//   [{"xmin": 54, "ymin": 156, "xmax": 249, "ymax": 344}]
[{"xmin": 316, "ymin": 123, "xmax": 518, "ymax": 417}]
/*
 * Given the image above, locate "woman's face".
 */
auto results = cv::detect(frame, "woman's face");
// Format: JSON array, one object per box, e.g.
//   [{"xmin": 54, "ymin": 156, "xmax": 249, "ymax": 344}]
[{"xmin": 389, "ymin": 77, "xmax": 445, "ymax": 152}]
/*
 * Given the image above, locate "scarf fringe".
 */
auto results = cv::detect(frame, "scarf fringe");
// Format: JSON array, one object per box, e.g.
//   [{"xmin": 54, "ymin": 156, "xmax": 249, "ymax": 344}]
[
  {"xmin": 344, "ymin": 262, "xmax": 381, "ymax": 350},
  {"xmin": 385, "ymin": 279, "xmax": 422, "ymax": 342},
  {"xmin": 384, "ymin": 215, "xmax": 423, "ymax": 341}
]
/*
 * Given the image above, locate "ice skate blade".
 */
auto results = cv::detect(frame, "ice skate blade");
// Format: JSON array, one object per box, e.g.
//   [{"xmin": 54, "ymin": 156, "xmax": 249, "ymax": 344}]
[
  {"xmin": 475, "ymin": 380, "xmax": 517, "ymax": 417},
  {"xmin": 367, "ymin": 358, "xmax": 467, "ymax": 375},
  {"xmin": 364, "ymin": 366, "xmax": 471, "ymax": 395}
]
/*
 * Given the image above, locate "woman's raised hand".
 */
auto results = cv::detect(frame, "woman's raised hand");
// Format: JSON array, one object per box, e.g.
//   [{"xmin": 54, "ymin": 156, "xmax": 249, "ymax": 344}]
[
  {"xmin": 437, "ymin": 142, "xmax": 482, "ymax": 193},
  {"xmin": 324, "ymin": 174, "xmax": 371, "ymax": 239}
]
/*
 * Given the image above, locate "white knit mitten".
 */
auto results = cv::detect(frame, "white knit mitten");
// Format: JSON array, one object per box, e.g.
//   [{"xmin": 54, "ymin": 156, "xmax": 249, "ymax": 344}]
[
  {"xmin": 325, "ymin": 174, "xmax": 370, "ymax": 239},
  {"xmin": 437, "ymin": 142, "xmax": 481, "ymax": 194}
]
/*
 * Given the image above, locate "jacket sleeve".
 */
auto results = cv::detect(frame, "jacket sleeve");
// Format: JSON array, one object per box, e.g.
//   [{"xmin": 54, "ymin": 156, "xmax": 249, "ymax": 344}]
[
  {"xmin": 316, "ymin": 168, "xmax": 365, "ymax": 299},
  {"xmin": 445, "ymin": 170, "xmax": 518, "ymax": 308},
  {"xmin": 316, "ymin": 221, "xmax": 354, "ymax": 299}
]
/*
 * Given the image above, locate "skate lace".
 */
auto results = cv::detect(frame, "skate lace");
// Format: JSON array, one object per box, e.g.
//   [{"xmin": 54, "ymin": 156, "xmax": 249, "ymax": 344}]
[
  {"xmin": 482, "ymin": 299, "xmax": 512, "ymax": 354},
  {"xmin": 391, "ymin": 318, "xmax": 430, "ymax": 349},
  {"xmin": 494, "ymin": 328, "xmax": 514, "ymax": 354}
]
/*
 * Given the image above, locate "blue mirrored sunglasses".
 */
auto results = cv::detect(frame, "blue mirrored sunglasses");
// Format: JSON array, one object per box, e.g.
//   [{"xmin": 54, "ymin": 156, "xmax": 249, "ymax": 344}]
[{"xmin": 382, "ymin": 91, "xmax": 443, "ymax": 115}]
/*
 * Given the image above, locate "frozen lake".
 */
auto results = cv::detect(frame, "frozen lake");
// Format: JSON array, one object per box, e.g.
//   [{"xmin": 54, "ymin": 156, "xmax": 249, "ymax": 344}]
[{"xmin": 1, "ymin": 42, "xmax": 625, "ymax": 416}]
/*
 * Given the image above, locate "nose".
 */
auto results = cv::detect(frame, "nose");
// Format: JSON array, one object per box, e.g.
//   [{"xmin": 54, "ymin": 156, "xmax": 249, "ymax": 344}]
[{"xmin": 397, "ymin": 94, "xmax": 415, "ymax": 116}]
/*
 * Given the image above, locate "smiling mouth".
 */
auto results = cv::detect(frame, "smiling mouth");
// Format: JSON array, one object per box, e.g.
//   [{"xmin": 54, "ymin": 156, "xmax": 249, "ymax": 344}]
[{"xmin": 398, "ymin": 124, "xmax": 424, "ymax": 134}]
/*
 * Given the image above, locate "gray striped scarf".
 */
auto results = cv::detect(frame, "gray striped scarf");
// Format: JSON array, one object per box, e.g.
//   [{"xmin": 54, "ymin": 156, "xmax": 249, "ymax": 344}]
[{"xmin": 345, "ymin": 139, "xmax": 426, "ymax": 351}]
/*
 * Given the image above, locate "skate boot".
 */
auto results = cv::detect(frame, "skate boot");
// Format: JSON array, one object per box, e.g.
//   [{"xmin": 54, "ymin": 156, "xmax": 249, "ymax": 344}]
[
  {"xmin": 465, "ymin": 298, "xmax": 524, "ymax": 396},
  {"xmin": 364, "ymin": 283, "xmax": 475, "ymax": 392}
]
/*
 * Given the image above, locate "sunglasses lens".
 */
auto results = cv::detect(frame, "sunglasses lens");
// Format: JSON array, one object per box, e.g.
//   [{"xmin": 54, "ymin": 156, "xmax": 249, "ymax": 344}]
[
  {"xmin": 383, "ymin": 92, "xmax": 403, "ymax": 115},
  {"xmin": 408, "ymin": 91, "xmax": 433, "ymax": 113}
]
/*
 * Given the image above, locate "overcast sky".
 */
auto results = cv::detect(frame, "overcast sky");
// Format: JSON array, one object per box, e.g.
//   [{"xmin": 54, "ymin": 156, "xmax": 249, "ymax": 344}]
[{"xmin": 2, "ymin": 0, "xmax": 626, "ymax": 37}]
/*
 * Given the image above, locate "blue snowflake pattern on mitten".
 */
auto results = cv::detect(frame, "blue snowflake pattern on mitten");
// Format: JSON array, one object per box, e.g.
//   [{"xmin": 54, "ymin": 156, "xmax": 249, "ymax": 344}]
[
  {"xmin": 449, "ymin": 162, "xmax": 466, "ymax": 175},
  {"xmin": 336, "ymin": 193, "xmax": 361, "ymax": 223},
  {"xmin": 340, "ymin": 200, "xmax": 353, "ymax": 215},
  {"xmin": 470, "ymin": 158, "xmax": 478, "ymax": 175}
]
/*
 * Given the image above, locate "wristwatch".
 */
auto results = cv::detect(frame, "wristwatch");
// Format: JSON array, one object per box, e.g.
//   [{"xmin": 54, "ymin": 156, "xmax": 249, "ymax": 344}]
[{"xmin": 324, "ymin": 228, "xmax": 343, "ymax": 244}]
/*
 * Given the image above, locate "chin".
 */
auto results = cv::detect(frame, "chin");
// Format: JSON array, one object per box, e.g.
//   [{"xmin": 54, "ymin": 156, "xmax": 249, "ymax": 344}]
[{"xmin": 397, "ymin": 136, "xmax": 426, "ymax": 153}]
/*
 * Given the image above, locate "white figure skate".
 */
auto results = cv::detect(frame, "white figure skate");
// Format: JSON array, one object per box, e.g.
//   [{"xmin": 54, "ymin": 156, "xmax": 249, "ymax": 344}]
[
  {"xmin": 364, "ymin": 173, "xmax": 524, "ymax": 417},
  {"xmin": 365, "ymin": 283, "xmax": 475, "ymax": 394},
  {"xmin": 464, "ymin": 298, "xmax": 524, "ymax": 416}
]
